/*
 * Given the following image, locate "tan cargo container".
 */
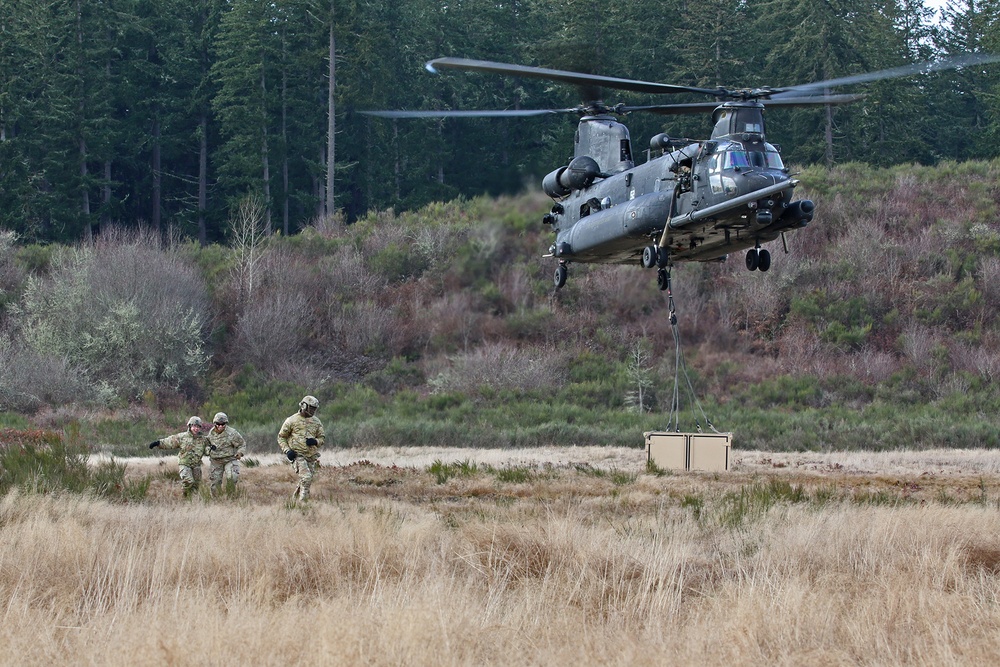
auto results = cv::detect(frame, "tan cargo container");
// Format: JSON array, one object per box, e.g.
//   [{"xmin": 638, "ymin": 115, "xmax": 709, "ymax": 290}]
[
  {"xmin": 645, "ymin": 431, "xmax": 732, "ymax": 472},
  {"xmin": 645, "ymin": 432, "xmax": 688, "ymax": 470}
]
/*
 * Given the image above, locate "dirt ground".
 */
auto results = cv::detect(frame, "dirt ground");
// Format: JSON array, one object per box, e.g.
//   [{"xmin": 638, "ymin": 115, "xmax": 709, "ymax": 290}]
[{"xmin": 96, "ymin": 445, "xmax": 1000, "ymax": 506}]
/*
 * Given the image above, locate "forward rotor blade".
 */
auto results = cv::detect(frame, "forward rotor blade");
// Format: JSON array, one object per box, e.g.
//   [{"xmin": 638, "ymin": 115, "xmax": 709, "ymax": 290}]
[
  {"xmin": 426, "ymin": 57, "xmax": 722, "ymax": 97},
  {"xmin": 360, "ymin": 108, "xmax": 578, "ymax": 119},
  {"xmin": 771, "ymin": 53, "xmax": 1000, "ymax": 98}
]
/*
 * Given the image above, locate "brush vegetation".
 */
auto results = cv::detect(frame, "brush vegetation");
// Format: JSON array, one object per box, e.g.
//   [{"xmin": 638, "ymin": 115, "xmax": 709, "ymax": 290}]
[{"xmin": 2, "ymin": 162, "xmax": 1000, "ymax": 454}]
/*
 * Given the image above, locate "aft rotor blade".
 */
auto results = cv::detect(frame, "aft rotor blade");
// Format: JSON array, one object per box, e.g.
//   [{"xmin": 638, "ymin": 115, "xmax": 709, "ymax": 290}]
[
  {"xmin": 360, "ymin": 108, "xmax": 578, "ymax": 119},
  {"xmin": 761, "ymin": 94, "xmax": 865, "ymax": 107},
  {"xmin": 622, "ymin": 102, "xmax": 728, "ymax": 115},
  {"xmin": 622, "ymin": 94, "xmax": 864, "ymax": 115},
  {"xmin": 426, "ymin": 57, "xmax": 723, "ymax": 97},
  {"xmin": 771, "ymin": 53, "xmax": 1000, "ymax": 98}
]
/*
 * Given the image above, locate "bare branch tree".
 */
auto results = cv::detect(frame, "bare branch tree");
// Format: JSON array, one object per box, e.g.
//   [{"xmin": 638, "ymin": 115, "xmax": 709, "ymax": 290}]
[
  {"xmin": 625, "ymin": 339, "xmax": 654, "ymax": 413},
  {"xmin": 230, "ymin": 195, "xmax": 269, "ymax": 304}
]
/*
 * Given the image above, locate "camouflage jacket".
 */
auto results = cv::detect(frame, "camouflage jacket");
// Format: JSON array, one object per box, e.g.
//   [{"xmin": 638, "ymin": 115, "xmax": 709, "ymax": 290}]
[
  {"xmin": 159, "ymin": 432, "xmax": 209, "ymax": 467},
  {"xmin": 277, "ymin": 413, "xmax": 325, "ymax": 462},
  {"xmin": 207, "ymin": 426, "xmax": 246, "ymax": 461}
]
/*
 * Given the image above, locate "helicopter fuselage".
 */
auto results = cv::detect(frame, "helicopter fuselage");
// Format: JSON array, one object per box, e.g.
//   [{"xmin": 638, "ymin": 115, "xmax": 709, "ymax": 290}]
[
  {"xmin": 544, "ymin": 103, "xmax": 814, "ymax": 268},
  {"xmin": 366, "ymin": 54, "xmax": 1000, "ymax": 287}
]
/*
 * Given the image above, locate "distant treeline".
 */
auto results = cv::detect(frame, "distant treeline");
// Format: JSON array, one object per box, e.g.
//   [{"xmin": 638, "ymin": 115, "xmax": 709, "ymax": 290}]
[{"xmin": 1, "ymin": 0, "xmax": 998, "ymax": 244}]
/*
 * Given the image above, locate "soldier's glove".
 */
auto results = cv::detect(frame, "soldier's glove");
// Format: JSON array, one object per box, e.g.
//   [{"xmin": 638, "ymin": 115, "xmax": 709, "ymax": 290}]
[
  {"xmin": 286, "ymin": 449, "xmax": 297, "ymax": 461},
  {"xmin": 148, "ymin": 440, "xmax": 160, "ymax": 449},
  {"xmin": 305, "ymin": 438, "xmax": 318, "ymax": 447}
]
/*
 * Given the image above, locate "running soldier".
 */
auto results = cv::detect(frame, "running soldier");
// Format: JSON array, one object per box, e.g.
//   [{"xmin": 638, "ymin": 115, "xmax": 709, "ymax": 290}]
[
  {"xmin": 277, "ymin": 395, "xmax": 325, "ymax": 501},
  {"xmin": 206, "ymin": 412, "xmax": 247, "ymax": 494},
  {"xmin": 148, "ymin": 416, "xmax": 210, "ymax": 496}
]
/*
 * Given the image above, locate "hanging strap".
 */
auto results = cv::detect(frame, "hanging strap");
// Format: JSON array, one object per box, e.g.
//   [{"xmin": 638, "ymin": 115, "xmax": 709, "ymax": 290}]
[{"xmin": 665, "ymin": 272, "xmax": 719, "ymax": 434}]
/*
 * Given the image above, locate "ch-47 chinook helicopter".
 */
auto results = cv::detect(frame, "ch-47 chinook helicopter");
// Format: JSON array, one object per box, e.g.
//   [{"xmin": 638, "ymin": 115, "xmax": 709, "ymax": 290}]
[{"xmin": 364, "ymin": 54, "xmax": 999, "ymax": 290}]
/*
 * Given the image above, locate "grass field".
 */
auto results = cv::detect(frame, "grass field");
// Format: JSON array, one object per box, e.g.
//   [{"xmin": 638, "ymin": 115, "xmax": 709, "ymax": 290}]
[{"xmin": 3, "ymin": 447, "xmax": 1000, "ymax": 665}]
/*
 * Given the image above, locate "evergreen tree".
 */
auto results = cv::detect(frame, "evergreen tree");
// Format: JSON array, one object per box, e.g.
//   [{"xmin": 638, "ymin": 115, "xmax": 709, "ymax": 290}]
[
  {"xmin": 934, "ymin": 0, "xmax": 1000, "ymax": 160},
  {"xmin": 211, "ymin": 0, "xmax": 280, "ymax": 232}
]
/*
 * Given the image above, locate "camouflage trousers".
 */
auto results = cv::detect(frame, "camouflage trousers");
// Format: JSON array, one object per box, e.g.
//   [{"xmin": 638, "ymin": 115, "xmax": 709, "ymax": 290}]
[
  {"xmin": 209, "ymin": 458, "xmax": 240, "ymax": 492},
  {"xmin": 292, "ymin": 458, "xmax": 318, "ymax": 500},
  {"xmin": 179, "ymin": 465, "xmax": 203, "ymax": 493}
]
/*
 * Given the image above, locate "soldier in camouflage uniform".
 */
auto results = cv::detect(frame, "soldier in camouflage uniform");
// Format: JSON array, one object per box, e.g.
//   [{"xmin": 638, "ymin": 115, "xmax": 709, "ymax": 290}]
[
  {"xmin": 206, "ymin": 412, "xmax": 247, "ymax": 494},
  {"xmin": 148, "ymin": 416, "xmax": 210, "ymax": 496},
  {"xmin": 278, "ymin": 395, "xmax": 325, "ymax": 501}
]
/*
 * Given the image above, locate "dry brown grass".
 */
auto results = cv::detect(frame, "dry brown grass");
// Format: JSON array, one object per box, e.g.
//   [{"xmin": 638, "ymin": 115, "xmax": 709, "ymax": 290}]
[{"xmin": 4, "ymin": 448, "xmax": 1000, "ymax": 665}]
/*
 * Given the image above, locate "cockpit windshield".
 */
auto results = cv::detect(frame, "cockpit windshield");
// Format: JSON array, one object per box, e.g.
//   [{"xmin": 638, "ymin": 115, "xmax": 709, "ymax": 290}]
[{"xmin": 721, "ymin": 144, "xmax": 784, "ymax": 170}]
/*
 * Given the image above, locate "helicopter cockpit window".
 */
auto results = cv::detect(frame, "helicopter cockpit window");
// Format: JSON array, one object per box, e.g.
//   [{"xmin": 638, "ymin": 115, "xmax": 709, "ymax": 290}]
[
  {"xmin": 742, "ymin": 122, "xmax": 763, "ymax": 133},
  {"xmin": 725, "ymin": 151, "xmax": 751, "ymax": 169},
  {"xmin": 723, "ymin": 147, "xmax": 784, "ymax": 171},
  {"xmin": 764, "ymin": 149, "xmax": 784, "ymax": 169}
]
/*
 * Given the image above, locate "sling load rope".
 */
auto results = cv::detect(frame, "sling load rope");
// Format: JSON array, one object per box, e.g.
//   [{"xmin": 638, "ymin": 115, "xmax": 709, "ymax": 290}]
[{"xmin": 662, "ymin": 270, "xmax": 720, "ymax": 434}]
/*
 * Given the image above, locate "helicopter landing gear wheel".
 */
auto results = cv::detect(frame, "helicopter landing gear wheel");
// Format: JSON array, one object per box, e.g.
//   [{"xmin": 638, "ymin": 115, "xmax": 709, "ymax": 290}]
[
  {"xmin": 745, "ymin": 248, "xmax": 759, "ymax": 271},
  {"xmin": 757, "ymin": 248, "xmax": 771, "ymax": 272},
  {"xmin": 554, "ymin": 263, "xmax": 568, "ymax": 289},
  {"xmin": 657, "ymin": 268, "xmax": 670, "ymax": 291},
  {"xmin": 642, "ymin": 245, "xmax": 658, "ymax": 269}
]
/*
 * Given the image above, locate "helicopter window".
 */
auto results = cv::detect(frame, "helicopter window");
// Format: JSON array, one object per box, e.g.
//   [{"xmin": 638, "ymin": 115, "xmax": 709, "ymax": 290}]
[
  {"xmin": 724, "ymin": 151, "xmax": 750, "ymax": 169},
  {"xmin": 743, "ymin": 122, "xmax": 763, "ymax": 133},
  {"xmin": 620, "ymin": 139, "xmax": 633, "ymax": 163},
  {"xmin": 723, "ymin": 150, "xmax": 784, "ymax": 170}
]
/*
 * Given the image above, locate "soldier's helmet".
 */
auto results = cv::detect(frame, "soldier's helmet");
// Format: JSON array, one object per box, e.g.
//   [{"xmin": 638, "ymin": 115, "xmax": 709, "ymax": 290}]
[
  {"xmin": 213, "ymin": 412, "xmax": 229, "ymax": 425},
  {"xmin": 299, "ymin": 395, "xmax": 319, "ymax": 416},
  {"xmin": 186, "ymin": 416, "xmax": 203, "ymax": 428}
]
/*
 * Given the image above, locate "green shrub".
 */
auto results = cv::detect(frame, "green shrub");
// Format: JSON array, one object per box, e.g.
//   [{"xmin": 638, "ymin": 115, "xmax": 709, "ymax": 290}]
[
  {"xmin": 0, "ymin": 428, "xmax": 148, "ymax": 501},
  {"xmin": 16, "ymin": 236, "xmax": 209, "ymax": 403},
  {"xmin": 15, "ymin": 243, "xmax": 55, "ymax": 274},
  {"xmin": 494, "ymin": 466, "xmax": 534, "ymax": 483},
  {"xmin": 427, "ymin": 458, "xmax": 479, "ymax": 484}
]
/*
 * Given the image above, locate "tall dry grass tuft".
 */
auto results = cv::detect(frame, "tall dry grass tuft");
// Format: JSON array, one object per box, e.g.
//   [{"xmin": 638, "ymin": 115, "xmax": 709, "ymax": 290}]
[{"xmin": 4, "ymin": 470, "xmax": 1000, "ymax": 665}]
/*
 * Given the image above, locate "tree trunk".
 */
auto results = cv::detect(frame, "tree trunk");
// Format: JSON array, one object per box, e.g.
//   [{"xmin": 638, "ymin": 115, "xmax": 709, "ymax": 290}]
[
  {"xmin": 80, "ymin": 135, "xmax": 91, "ymax": 243},
  {"xmin": 325, "ymin": 17, "xmax": 336, "ymax": 218},
  {"xmin": 282, "ymin": 60, "xmax": 289, "ymax": 235},
  {"xmin": 198, "ymin": 112, "xmax": 208, "ymax": 246},
  {"xmin": 261, "ymin": 69, "xmax": 272, "ymax": 234},
  {"xmin": 102, "ymin": 159, "xmax": 111, "ymax": 230},
  {"xmin": 76, "ymin": 0, "xmax": 92, "ymax": 243},
  {"xmin": 824, "ymin": 89, "xmax": 834, "ymax": 167},
  {"xmin": 152, "ymin": 118, "xmax": 162, "ymax": 236}
]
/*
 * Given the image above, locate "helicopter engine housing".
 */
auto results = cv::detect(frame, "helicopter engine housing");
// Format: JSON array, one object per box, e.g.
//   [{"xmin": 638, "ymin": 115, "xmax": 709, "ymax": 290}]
[
  {"xmin": 776, "ymin": 199, "xmax": 814, "ymax": 228},
  {"xmin": 542, "ymin": 156, "xmax": 603, "ymax": 199}
]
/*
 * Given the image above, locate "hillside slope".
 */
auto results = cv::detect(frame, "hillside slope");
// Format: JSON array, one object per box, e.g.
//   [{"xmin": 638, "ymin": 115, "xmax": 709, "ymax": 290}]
[{"xmin": 3, "ymin": 161, "xmax": 1000, "ymax": 452}]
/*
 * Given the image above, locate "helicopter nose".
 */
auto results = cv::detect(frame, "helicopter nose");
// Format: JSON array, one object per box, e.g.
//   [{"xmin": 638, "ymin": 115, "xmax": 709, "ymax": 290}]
[{"xmin": 741, "ymin": 170, "xmax": 783, "ymax": 187}]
